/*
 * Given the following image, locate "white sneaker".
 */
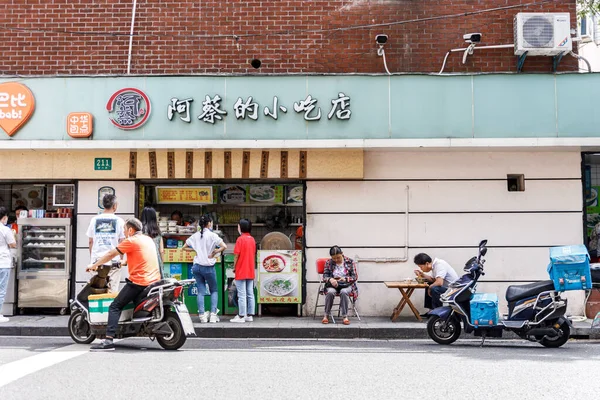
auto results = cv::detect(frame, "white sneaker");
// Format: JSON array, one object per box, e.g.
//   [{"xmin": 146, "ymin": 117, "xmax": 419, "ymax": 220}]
[
  {"xmin": 199, "ymin": 311, "xmax": 209, "ymax": 323},
  {"xmin": 0, "ymin": 315, "xmax": 8, "ymax": 323},
  {"xmin": 209, "ymin": 312, "xmax": 219, "ymax": 323},
  {"xmin": 230, "ymin": 315, "xmax": 245, "ymax": 323},
  {"xmin": 245, "ymin": 316, "xmax": 253, "ymax": 322}
]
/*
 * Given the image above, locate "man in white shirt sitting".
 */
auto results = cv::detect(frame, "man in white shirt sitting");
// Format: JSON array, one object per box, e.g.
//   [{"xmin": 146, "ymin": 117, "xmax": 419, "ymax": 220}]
[{"xmin": 414, "ymin": 253, "xmax": 459, "ymax": 313}]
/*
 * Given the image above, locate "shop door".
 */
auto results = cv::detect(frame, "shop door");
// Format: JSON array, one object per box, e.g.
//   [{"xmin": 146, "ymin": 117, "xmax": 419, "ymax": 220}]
[{"xmin": 74, "ymin": 181, "xmax": 136, "ymax": 294}]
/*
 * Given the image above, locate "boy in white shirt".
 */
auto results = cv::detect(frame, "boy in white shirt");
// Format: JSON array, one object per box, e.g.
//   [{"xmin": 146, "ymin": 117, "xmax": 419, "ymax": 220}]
[{"xmin": 86, "ymin": 194, "xmax": 125, "ymax": 293}]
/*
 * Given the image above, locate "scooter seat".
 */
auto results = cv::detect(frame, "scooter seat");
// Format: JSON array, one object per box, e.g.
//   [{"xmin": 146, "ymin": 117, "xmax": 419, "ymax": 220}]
[
  {"xmin": 505, "ymin": 280, "xmax": 556, "ymax": 302},
  {"xmin": 135, "ymin": 279, "xmax": 178, "ymax": 305}
]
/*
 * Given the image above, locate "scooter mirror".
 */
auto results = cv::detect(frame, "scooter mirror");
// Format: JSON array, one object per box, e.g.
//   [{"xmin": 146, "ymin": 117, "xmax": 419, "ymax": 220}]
[
  {"xmin": 479, "ymin": 239, "xmax": 488, "ymax": 248},
  {"xmin": 480, "ymin": 247, "xmax": 488, "ymax": 257}
]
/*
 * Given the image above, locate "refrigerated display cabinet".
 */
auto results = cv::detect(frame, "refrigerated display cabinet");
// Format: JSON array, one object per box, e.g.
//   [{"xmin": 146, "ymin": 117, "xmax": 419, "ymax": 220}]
[{"xmin": 17, "ymin": 218, "xmax": 72, "ymax": 311}]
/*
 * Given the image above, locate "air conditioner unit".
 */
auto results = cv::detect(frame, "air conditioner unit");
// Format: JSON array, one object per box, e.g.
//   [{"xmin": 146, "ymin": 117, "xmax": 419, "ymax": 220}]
[{"xmin": 514, "ymin": 13, "xmax": 572, "ymax": 56}]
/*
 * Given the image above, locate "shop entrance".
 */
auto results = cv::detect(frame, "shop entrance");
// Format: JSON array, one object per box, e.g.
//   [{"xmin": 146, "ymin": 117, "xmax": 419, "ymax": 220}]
[
  {"xmin": 0, "ymin": 182, "xmax": 76, "ymax": 316},
  {"xmin": 583, "ymin": 154, "xmax": 600, "ymax": 262},
  {"xmin": 139, "ymin": 181, "xmax": 305, "ymax": 317}
]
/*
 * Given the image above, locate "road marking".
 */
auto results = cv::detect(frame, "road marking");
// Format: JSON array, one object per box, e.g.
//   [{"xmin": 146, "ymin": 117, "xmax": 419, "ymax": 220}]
[{"xmin": 0, "ymin": 343, "xmax": 89, "ymax": 388}]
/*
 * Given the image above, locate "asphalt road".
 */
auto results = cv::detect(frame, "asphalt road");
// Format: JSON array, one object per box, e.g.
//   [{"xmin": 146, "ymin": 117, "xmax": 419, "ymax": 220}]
[{"xmin": 0, "ymin": 336, "xmax": 598, "ymax": 400}]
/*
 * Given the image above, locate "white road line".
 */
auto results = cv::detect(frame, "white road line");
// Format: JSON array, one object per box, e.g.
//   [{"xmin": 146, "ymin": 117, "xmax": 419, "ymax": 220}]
[{"xmin": 0, "ymin": 343, "xmax": 89, "ymax": 388}]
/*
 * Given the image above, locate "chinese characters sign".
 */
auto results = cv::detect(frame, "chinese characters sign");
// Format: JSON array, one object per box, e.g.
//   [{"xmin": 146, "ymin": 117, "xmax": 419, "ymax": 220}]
[
  {"xmin": 155, "ymin": 186, "xmax": 213, "ymax": 204},
  {"xmin": 0, "ymin": 82, "xmax": 35, "ymax": 137},
  {"xmin": 106, "ymin": 88, "xmax": 151, "ymax": 130},
  {"xmin": 167, "ymin": 93, "xmax": 351, "ymax": 124},
  {"xmin": 67, "ymin": 112, "xmax": 93, "ymax": 138},
  {"xmin": 258, "ymin": 250, "xmax": 302, "ymax": 304}
]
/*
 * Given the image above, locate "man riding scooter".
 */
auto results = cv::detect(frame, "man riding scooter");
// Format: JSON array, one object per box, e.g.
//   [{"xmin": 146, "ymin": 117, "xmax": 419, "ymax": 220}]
[{"xmin": 86, "ymin": 218, "xmax": 161, "ymax": 351}]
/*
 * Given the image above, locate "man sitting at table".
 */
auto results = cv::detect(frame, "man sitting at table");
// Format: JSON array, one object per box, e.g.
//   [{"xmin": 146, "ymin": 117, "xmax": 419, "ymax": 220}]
[{"xmin": 413, "ymin": 253, "xmax": 459, "ymax": 314}]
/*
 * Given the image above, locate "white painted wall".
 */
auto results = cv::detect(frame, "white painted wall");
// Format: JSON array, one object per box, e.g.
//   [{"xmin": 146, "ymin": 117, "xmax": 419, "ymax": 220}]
[{"xmin": 304, "ymin": 151, "xmax": 586, "ymax": 318}]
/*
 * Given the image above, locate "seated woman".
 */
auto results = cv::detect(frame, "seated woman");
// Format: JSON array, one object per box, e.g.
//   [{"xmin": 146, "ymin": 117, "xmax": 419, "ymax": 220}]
[{"xmin": 322, "ymin": 245, "xmax": 358, "ymax": 325}]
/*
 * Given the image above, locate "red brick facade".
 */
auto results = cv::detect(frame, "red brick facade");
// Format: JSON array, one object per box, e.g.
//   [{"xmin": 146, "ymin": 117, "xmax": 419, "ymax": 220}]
[{"xmin": 0, "ymin": 0, "xmax": 578, "ymax": 75}]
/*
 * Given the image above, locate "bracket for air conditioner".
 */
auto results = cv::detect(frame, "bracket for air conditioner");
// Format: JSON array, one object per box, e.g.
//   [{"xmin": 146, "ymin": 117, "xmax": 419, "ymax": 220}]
[
  {"xmin": 516, "ymin": 51, "xmax": 528, "ymax": 73},
  {"xmin": 552, "ymin": 51, "xmax": 566, "ymax": 72}
]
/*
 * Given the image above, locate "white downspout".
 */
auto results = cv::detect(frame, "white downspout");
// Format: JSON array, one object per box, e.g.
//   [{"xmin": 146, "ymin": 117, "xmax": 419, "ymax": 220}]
[
  {"xmin": 126, "ymin": 0, "xmax": 138, "ymax": 75},
  {"xmin": 355, "ymin": 185, "xmax": 410, "ymax": 264}
]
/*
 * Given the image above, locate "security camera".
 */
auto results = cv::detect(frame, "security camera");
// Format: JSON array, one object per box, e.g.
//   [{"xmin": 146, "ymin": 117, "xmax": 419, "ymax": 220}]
[
  {"xmin": 463, "ymin": 33, "xmax": 482, "ymax": 43},
  {"xmin": 375, "ymin": 34, "xmax": 388, "ymax": 45}
]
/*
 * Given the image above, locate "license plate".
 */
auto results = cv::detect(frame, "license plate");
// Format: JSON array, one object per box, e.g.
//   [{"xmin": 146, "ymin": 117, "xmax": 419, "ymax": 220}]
[{"xmin": 175, "ymin": 303, "xmax": 196, "ymax": 336}]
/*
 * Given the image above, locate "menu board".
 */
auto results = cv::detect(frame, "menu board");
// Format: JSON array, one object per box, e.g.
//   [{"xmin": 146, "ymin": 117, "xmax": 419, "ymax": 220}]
[
  {"xmin": 247, "ymin": 185, "xmax": 284, "ymax": 204},
  {"xmin": 155, "ymin": 186, "xmax": 213, "ymax": 204},
  {"xmin": 286, "ymin": 185, "xmax": 303, "ymax": 205},
  {"xmin": 219, "ymin": 185, "xmax": 246, "ymax": 204},
  {"xmin": 587, "ymin": 185, "xmax": 600, "ymax": 236},
  {"xmin": 257, "ymin": 250, "xmax": 302, "ymax": 304}
]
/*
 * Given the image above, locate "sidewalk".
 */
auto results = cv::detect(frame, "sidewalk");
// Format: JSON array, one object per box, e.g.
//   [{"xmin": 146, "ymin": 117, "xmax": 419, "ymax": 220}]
[{"xmin": 0, "ymin": 315, "xmax": 597, "ymax": 340}]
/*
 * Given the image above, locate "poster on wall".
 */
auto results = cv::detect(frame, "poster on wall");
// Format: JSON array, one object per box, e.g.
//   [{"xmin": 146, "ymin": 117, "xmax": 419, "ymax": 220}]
[
  {"xmin": 257, "ymin": 250, "xmax": 302, "ymax": 304},
  {"xmin": 53, "ymin": 184, "xmax": 75, "ymax": 207},
  {"xmin": 11, "ymin": 185, "xmax": 45, "ymax": 210},
  {"xmin": 247, "ymin": 185, "xmax": 283, "ymax": 204}
]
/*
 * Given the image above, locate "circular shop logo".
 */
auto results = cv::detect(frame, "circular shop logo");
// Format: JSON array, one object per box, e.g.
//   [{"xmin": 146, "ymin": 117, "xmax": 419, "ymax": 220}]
[{"xmin": 106, "ymin": 87, "xmax": 151, "ymax": 130}]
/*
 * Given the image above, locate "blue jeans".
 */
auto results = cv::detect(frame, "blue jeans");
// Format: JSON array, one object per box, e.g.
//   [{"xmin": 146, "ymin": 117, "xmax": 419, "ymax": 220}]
[
  {"xmin": 235, "ymin": 279, "xmax": 255, "ymax": 317},
  {"xmin": 0, "ymin": 269, "xmax": 10, "ymax": 311},
  {"xmin": 192, "ymin": 264, "xmax": 218, "ymax": 314},
  {"xmin": 425, "ymin": 286, "xmax": 448, "ymax": 309}
]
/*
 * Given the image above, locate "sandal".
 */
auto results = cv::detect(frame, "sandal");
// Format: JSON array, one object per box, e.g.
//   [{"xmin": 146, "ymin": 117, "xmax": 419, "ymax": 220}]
[
  {"xmin": 322, "ymin": 317, "xmax": 329, "ymax": 324},
  {"xmin": 343, "ymin": 317, "xmax": 350, "ymax": 325}
]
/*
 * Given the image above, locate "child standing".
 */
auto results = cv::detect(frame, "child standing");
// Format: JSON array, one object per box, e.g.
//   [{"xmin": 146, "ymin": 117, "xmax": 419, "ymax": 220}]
[
  {"xmin": 230, "ymin": 219, "xmax": 256, "ymax": 323},
  {"xmin": 183, "ymin": 214, "xmax": 227, "ymax": 323}
]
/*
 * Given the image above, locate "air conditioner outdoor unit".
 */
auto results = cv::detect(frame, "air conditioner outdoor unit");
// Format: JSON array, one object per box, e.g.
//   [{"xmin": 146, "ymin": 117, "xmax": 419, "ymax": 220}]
[{"xmin": 514, "ymin": 13, "xmax": 572, "ymax": 56}]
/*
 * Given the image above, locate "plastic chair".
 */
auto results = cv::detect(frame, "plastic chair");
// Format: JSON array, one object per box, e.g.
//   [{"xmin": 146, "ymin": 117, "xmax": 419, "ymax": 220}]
[{"xmin": 313, "ymin": 257, "xmax": 361, "ymax": 323}]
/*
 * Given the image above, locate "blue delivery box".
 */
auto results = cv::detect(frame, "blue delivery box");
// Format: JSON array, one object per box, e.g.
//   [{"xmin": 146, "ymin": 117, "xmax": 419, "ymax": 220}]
[
  {"xmin": 548, "ymin": 245, "xmax": 592, "ymax": 291},
  {"xmin": 470, "ymin": 293, "xmax": 499, "ymax": 327}
]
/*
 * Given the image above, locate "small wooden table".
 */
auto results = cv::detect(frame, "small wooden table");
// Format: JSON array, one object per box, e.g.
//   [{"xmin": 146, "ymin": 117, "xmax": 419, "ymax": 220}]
[{"xmin": 384, "ymin": 281, "xmax": 429, "ymax": 322}]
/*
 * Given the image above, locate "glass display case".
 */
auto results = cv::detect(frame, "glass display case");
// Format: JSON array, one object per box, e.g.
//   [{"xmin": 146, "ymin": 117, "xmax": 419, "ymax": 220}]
[{"xmin": 17, "ymin": 218, "xmax": 72, "ymax": 310}]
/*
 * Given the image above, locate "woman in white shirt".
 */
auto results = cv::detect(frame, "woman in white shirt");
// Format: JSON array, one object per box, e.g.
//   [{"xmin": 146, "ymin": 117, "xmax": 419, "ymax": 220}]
[{"xmin": 183, "ymin": 214, "xmax": 227, "ymax": 323}]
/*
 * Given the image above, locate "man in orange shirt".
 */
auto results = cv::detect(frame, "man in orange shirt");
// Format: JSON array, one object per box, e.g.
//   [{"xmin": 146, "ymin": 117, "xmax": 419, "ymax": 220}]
[{"xmin": 86, "ymin": 218, "xmax": 161, "ymax": 351}]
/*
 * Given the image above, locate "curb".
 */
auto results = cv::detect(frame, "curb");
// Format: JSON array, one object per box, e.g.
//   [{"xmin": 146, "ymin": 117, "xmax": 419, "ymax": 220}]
[{"xmin": 0, "ymin": 325, "xmax": 595, "ymax": 340}]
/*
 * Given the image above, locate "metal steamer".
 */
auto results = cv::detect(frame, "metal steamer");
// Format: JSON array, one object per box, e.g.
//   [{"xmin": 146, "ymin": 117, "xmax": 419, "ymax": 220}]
[{"xmin": 427, "ymin": 240, "xmax": 571, "ymax": 347}]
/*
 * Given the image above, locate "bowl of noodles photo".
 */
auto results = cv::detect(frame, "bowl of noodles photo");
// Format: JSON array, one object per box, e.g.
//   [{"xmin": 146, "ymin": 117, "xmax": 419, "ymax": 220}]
[
  {"xmin": 262, "ymin": 255, "xmax": 286, "ymax": 273},
  {"xmin": 263, "ymin": 276, "xmax": 297, "ymax": 297}
]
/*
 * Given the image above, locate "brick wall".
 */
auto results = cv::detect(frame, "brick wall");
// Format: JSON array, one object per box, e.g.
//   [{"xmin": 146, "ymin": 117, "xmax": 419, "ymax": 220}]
[{"xmin": 0, "ymin": 0, "xmax": 578, "ymax": 75}]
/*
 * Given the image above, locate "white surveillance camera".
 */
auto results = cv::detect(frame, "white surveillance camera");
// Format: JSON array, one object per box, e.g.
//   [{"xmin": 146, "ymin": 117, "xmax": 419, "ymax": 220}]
[
  {"xmin": 375, "ymin": 34, "xmax": 388, "ymax": 45},
  {"xmin": 463, "ymin": 33, "xmax": 482, "ymax": 43}
]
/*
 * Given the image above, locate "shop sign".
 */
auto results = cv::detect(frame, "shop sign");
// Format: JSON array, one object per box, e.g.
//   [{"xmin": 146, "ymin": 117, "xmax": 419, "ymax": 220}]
[
  {"xmin": 258, "ymin": 250, "xmax": 302, "ymax": 304},
  {"xmin": 167, "ymin": 93, "xmax": 351, "ymax": 124},
  {"xmin": 94, "ymin": 158, "xmax": 112, "ymax": 171},
  {"xmin": 67, "ymin": 112, "xmax": 93, "ymax": 138},
  {"xmin": 106, "ymin": 88, "xmax": 151, "ymax": 130},
  {"xmin": 155, "ymin": 186, "xmax": 213, "ymax": 204},
  {"xmin": 0, "ymin": 82, "xmax": 35, "ymax": 137}
]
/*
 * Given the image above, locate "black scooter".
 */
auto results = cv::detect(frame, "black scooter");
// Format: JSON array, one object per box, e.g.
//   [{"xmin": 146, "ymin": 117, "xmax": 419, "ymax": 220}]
[{"xmin": 427, "ymin": 240, "xmax": 571, "ymax": 347}]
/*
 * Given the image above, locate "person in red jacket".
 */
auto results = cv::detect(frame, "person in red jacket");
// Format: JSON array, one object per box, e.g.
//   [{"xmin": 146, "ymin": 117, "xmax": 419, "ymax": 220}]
[{"xmin": 230, "ymin": 219, "xmax": 256, "ymax": 323}]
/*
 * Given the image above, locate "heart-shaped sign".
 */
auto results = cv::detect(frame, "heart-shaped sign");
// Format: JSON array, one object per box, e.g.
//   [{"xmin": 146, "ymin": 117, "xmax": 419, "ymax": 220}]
[{"xmin": 0, "ymin": 82, "xmax": 35, "ymax": 137}]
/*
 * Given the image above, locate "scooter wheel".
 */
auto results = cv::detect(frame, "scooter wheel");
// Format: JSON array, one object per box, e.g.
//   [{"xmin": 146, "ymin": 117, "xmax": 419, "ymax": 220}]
[
  {"xmin": 156, "ymin": 311, "xmax": 187, "ymax": 351},
  {"xmin": 68, "ymin": 311, "xmax": 96, "ymax": 344},
  {"xmin": 427, "ymin": 315, "xmax": 461, "ymax": 345},
  {"xmin": 539, "ymin": 322, "xmax": 570, "ymax": 348}
]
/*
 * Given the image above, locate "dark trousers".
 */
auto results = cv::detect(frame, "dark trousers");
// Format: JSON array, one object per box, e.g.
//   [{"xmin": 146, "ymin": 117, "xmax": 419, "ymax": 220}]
[
  {"xmin": 106, "ymin": 280, "xmax": 146, "ymax": 338},
  {"xmin": 424, "ymin": 286, "xmax": 448, "ymax": 309}
]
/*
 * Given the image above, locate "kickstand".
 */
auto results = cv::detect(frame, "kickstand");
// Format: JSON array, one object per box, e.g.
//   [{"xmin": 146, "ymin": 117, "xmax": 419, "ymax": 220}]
[{"xmin": 480, "ymin": 333, "xmax": 487, "ymax": 347}]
